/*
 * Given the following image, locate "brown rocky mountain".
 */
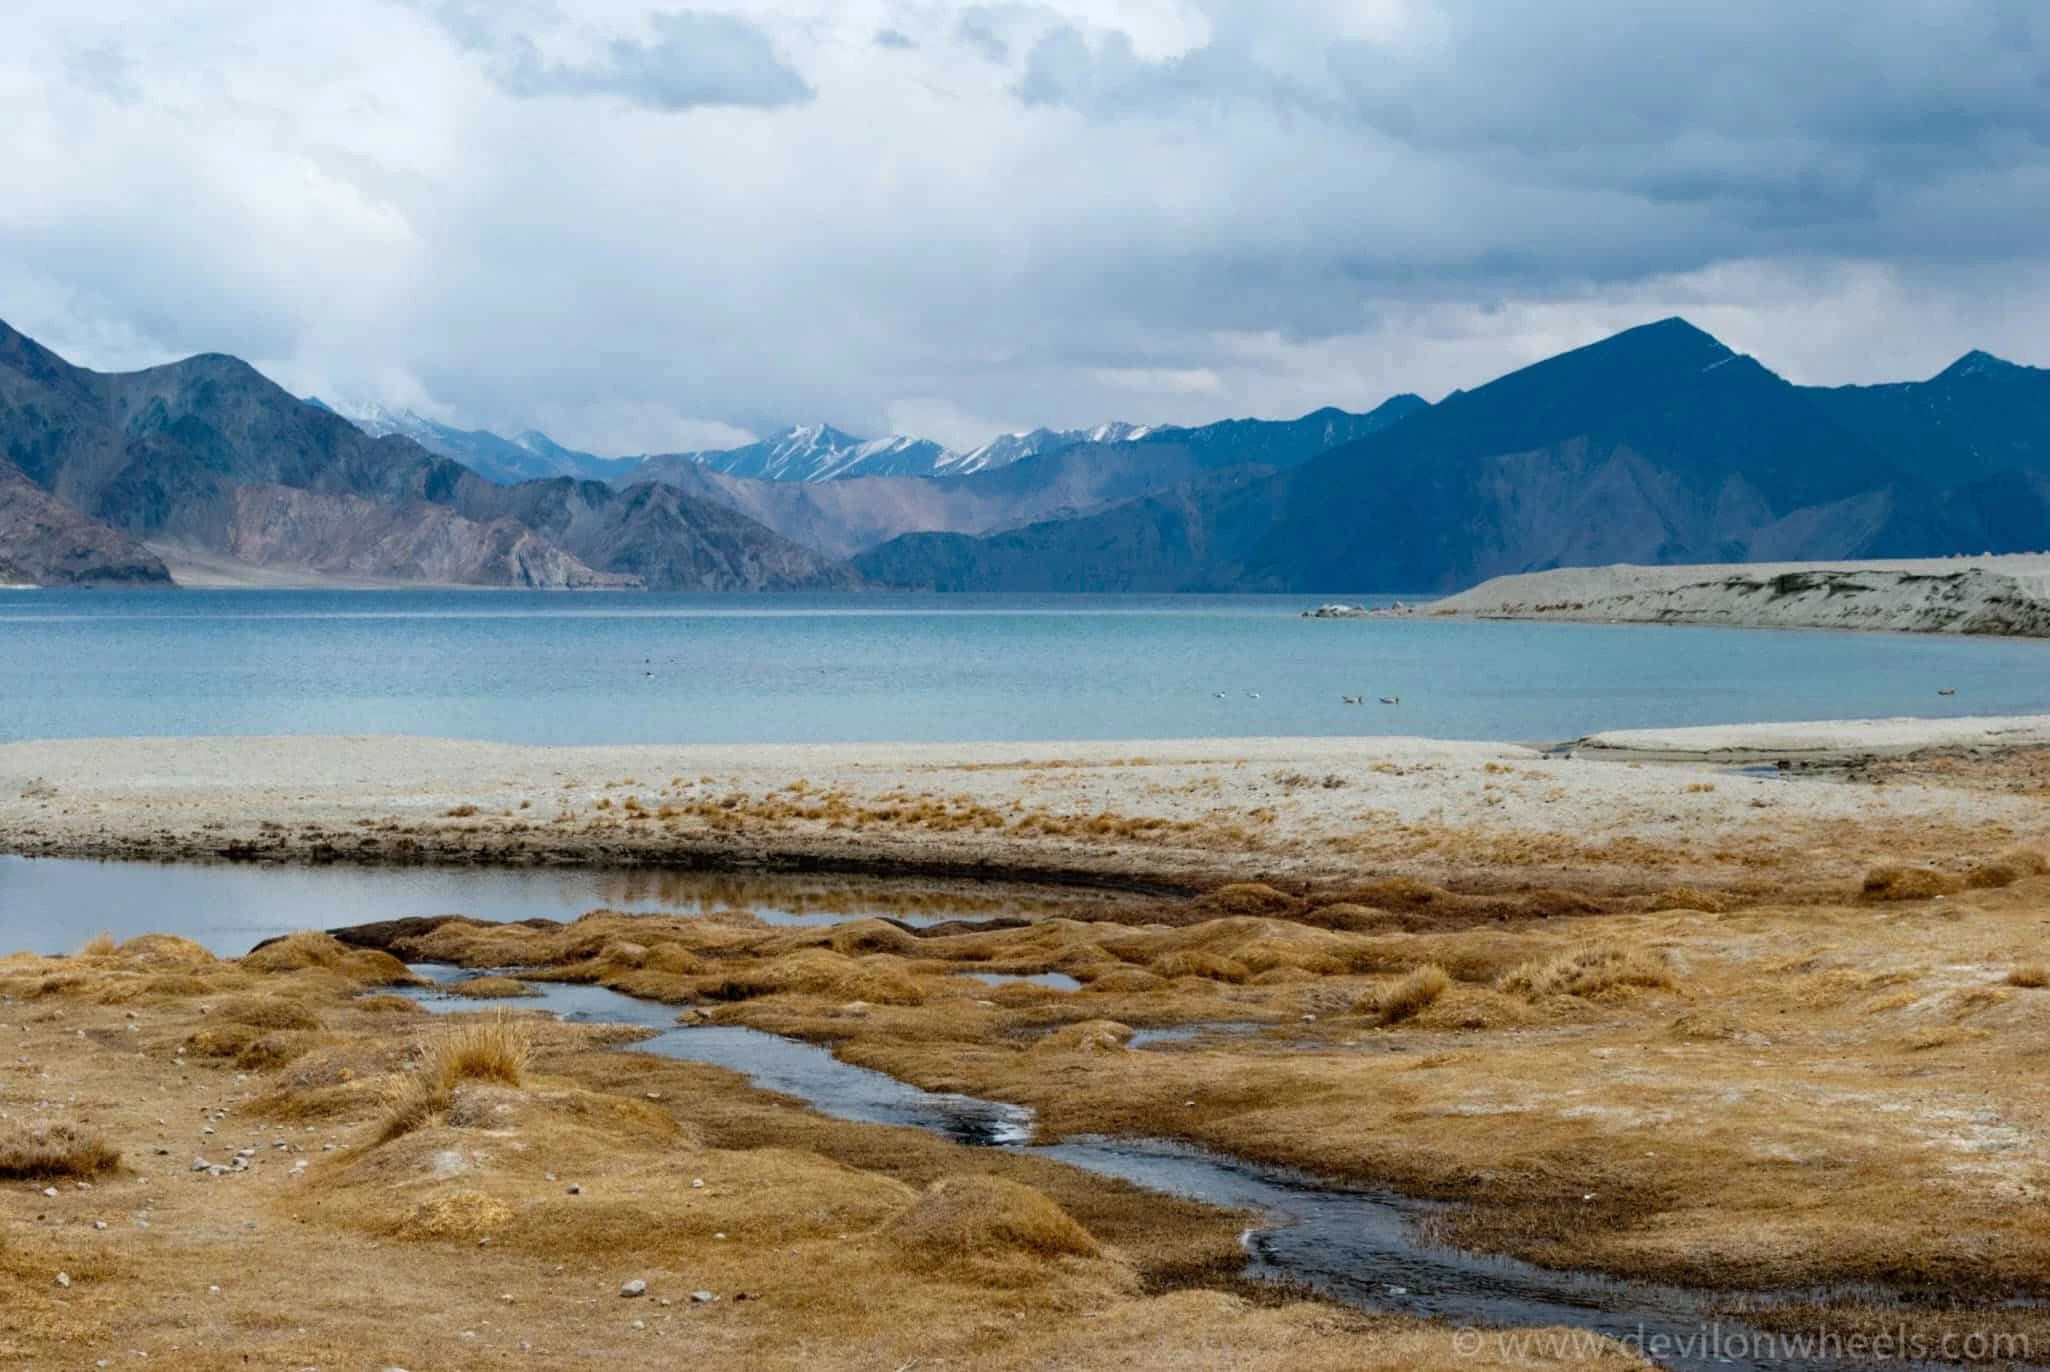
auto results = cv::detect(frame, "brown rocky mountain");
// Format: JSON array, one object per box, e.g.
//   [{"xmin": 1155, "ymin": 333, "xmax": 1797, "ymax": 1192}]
[
  {"xmin": 0, "ymin": 458, "xmax": 170, "ymax": 586},
  {"xmin": 0, "ymin": 321, "xmax": 856, "ymax": 590}
]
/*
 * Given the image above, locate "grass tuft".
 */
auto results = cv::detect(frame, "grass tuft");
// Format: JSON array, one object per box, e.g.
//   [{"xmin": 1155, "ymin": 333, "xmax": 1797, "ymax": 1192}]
[
  {"xmin": 1966, "ymin": 848, "xmax": 2050, "ymax": 890},
  {"xmin": 0, "ymin": 1123, "xmax": 121, "ymax": 1181},
  {"xmin": 886, "ymin": 1175, "xmax": 1101, "ymax": 1283},
  {"xmin": 1860, "ymin": 865, "xmax": 1964, "ymax": 901},
  {"xmin": 1499, "ymin": 943, "xmax": 1676, "ymax": 1000},
  {"xmin": 379, "ymin": 1011, "xmax": 532, "ymax": 1141},
  {"xmin": 2005, "ymin": 964, "xmax": 2050, "ymax": 989},
  {"xmin": 1355, "ymin": 964, "xmax": 1450, "ymax": 1024}
]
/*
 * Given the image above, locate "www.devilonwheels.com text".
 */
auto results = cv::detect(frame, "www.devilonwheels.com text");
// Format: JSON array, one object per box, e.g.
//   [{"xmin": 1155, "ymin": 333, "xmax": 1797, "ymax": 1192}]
[{"xmin": 1448, "ymin": 1321, "xmax": 2030, "ymax": 1364}]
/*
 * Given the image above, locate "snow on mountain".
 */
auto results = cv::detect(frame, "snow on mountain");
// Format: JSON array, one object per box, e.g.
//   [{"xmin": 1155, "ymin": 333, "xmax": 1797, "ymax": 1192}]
[
  {"xmin": 317, "ymin": 400, "xmax": 1168, "ymax": 486},
  {"xmin": 310, "ymin": 400, "xmax": 637, "ymax": 485},
  {"xmin": 946, "ymin": 422, "xmax": 1154, "ymax": 475}
]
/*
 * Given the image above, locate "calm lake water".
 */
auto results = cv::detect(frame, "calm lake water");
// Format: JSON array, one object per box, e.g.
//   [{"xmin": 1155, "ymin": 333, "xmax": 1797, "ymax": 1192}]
[{"xmin": 3, "ymin": 589, "xmax": 2047, "ymax": 746}]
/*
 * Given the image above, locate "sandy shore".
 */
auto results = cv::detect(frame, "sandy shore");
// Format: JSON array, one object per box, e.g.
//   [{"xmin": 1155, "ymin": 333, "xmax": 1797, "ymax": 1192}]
[
  {"xmin": 4, "ymin": 722, "xmax": 2046, "ymax": 894},
  {"xmin": 1424, "ymin": 553, "xmax": 2050, "ymax": 636}
]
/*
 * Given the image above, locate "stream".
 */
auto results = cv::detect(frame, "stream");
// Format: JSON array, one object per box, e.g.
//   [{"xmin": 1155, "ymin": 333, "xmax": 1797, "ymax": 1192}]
[{"xmin": 402, "ymin": 971, "xmax": 1998, "ymax": 1371}]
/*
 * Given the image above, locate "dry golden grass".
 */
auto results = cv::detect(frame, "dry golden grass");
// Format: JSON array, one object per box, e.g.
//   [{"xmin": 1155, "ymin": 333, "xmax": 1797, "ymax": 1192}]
[
  {"xmin": 2006, "ymin": 964, "xmax": 2050, "ymax": 989},
  {"xmin": 379, "ymin": 1011, "xmax": 532, "ymax": 1140},
  {"xmin": 1861, "ymin": 864, "xmax": 1965, "ymax": 901},
  {"xmin": 1968, "ymin": 846, "xmax": 2050, "ymax": 889},
  {"xmin": 1498, "ymin": 943, "xmax": 1677, "ymax": 999},
  {"xmin": 1355, "ymin": 964, "xmax": 1449, "ymax": 1024},
  {"xmin": 216, "ymin": 993, "xmax": 323, "ymax": 1029},
  {"xmin": 0, "ymin": 1123, "xmax": 120, "ymax": 1181},
  {"xmin": 447, "ymin": 975, "xmax": 538, "ymax": 999},
  {"xmin": 885, "ymin": 1175, "xmax": 1105, "ymax": 1283},
  {"xmin": 0, "ymin": 928, "xmax": 1655, "ymax": 1372}
]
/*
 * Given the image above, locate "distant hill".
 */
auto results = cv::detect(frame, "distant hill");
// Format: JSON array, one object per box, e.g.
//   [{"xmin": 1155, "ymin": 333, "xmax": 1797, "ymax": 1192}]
[
  {"xmin": 0, "ymin": 321, "xmax": 858, "ymax": 589},
  {"xmin": 857, "ymin": 320, "xmax": 2050, "ymax": 592}
]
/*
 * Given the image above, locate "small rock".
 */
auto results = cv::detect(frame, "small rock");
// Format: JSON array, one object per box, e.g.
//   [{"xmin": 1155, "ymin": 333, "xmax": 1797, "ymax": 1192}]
[
  {"xmin": 630, "ymin": 1319, "xmax": 646, "ymax": 1330},
  {"xmin": 55, "ymin": 1271, "xmax": 71, "ymax": 1288},
  {"xmin": 690, "ymin": 1178, "xmax": 704, "ymax": 1189},
  {"xmin": 41, "ymin": 1186, "xmax": 59, "ymax": 1198},
  {"xmin": 93, "ymin": 1220, "xmax": 108, "ymax": 1230},
  {"xmin": 690, "ymin": 1290, "xmax": 716, "ymax": 1304},
  {"xmin": 620, "ymin": 1279, "xmax": 647, "ymax": 1298}
]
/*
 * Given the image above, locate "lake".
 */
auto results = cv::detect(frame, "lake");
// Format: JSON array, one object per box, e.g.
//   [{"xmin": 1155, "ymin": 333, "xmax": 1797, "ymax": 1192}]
[{"xmin": 4, "ymin": 589, "xmax": 2046, "ymax": 747}]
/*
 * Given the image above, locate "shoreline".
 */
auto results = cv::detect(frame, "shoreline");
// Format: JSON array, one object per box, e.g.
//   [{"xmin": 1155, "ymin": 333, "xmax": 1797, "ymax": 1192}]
[
  {"xmin": 1417, "ymin": 553, "xmax": 2050, "ymax": 637},
  {"xmin": 5, "ymin": 719, "xmax": 2046, "ymax": 896}
]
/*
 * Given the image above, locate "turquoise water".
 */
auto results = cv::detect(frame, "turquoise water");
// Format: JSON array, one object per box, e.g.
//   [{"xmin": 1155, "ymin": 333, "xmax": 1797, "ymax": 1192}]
[{"xmin": 2, "ymin": 590, "xmax": 2047, "ymax": 745}]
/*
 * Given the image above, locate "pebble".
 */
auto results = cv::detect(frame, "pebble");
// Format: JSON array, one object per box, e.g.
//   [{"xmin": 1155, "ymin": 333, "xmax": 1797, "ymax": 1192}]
[
  {"xmin": 566, "ymin": 1183, "xmax": 582, "ymax": 1195},
  {"xmin": 41, "ymin": 1186, "xmax": 59, "ymax": 1198},
  {"xmin": 690, "ymin": 1290, "xmax": 716, "ymax": 1304},
  {"xmin": 55, "ymin": 1271, "xmax": 71, "ymax": 1288},
  {"xmin": 620, "ymin": 1279, "xmax": 647, "ymax": 1298}
]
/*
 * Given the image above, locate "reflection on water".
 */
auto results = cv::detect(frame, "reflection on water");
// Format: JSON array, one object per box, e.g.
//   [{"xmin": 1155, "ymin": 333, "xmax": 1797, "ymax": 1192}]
[{"xmin": 0, "ymin": 856, "xmax": 1092, "ymax": 956}]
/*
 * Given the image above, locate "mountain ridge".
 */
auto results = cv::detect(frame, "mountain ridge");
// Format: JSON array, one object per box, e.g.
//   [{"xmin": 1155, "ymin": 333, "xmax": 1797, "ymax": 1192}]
[
  {"xmin": 856, "ymin": 319, "xmax": 2050, "ymax": 592},
  {"xmin": 0, "ymin": 320, "xmax": 859, "ymax": 590}
]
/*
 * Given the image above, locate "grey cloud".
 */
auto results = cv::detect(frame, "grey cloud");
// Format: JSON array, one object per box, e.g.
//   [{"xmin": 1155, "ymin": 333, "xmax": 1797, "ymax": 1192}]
[
  {"xmin": 497, "ymin": 11, "xmax": 812, "ymax": 110},
  {"xmin": 62, "ymin": 42, "xmax": 141, "ymax": 105},
  {"xmin": 428, "ymin": 5, "xmax": 812, "ymax": 110},
  {"xmin": 1016, "ymin": 23, "xmax": 1327, "ymax": 118},
  {"xmin": 955, "ymin": 6, "xmax": 1028, "ymax": 63},
  {"xmin": 14, "ymin": 1, "xmax": 2050, "ymax": 457},
  {"xmin": 873, "ymin": 28, "xmax": 915, "ymax": 51}
]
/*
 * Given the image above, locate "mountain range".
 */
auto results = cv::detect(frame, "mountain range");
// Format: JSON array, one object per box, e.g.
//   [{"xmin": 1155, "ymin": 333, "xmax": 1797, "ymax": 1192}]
[
  {"xmin": 4, "ymin": 315, "xmax": 2048, "ymax": 591},
  {"xmin": 856, "ymin": 321, "xmax": 2050, "ymax": 591},
  {"xmin": 0, "ymin": 321, "xmax": 851, "ymax": 590}
]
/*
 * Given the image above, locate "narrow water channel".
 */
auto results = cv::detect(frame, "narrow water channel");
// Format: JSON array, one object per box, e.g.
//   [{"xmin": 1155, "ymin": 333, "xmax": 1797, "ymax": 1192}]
[{"xmin": 404, "ymin": 973, "xmax": 1971, "ymax": 1372}]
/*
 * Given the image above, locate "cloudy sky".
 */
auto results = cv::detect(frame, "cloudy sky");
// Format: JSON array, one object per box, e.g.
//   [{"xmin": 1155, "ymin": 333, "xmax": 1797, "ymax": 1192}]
[{"xmin": 4, "ymin": 1, "xmax": 2048, "ymax": 454}]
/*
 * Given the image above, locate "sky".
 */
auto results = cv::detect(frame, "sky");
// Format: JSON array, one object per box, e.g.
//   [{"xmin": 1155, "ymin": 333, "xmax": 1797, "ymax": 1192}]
[{"xmin": 4, "ymin": 0, "xmax": 2048, "ymax": 456}]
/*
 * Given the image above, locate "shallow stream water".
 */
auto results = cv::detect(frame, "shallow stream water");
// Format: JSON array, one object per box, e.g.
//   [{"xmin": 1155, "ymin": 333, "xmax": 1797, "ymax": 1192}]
[
  {"xmin": 0, "ymin": 857, "xmax": 1069, "ymax": 956},
  {"xmin": 404, "ymin": 973, "xmax": 1976, "ymax": 1371}
]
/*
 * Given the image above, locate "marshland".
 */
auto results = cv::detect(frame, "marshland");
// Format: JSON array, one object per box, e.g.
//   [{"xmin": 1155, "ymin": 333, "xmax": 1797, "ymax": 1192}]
[{"xmin": 6, "ymin": 724, "xmax": 2050, "ymax": 1368}]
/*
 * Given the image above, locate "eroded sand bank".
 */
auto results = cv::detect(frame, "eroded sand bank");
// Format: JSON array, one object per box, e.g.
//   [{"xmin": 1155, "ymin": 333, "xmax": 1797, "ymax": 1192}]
[{"xmin": 1424, "ymin": 554, "xmax": 2050, "ymax": 636}]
